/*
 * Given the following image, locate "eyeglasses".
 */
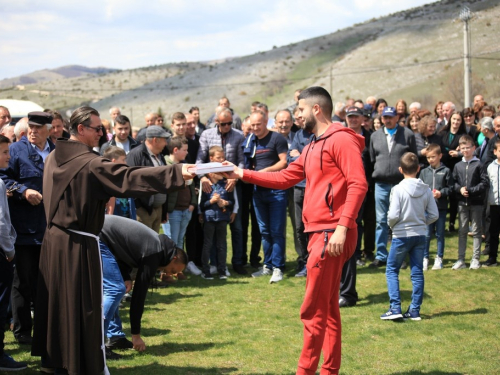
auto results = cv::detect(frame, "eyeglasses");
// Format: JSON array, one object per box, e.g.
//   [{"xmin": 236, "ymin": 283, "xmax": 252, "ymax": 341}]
[
  {"xmin": 219, "ymin": 122, "xmax": 232, "ymax": 127},
  {"xmin": 464, "ymin": 114, "xmax": 474, "ymax": 118},
  {"xmin": 84, "ymin": 125, "xmax": 104, "ymax": 133}
]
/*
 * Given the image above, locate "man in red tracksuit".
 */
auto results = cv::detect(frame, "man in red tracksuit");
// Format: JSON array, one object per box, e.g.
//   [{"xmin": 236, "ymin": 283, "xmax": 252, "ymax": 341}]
[{"xmin": 226, "ymin": 86, "xmax": 367, "ymax": 375}]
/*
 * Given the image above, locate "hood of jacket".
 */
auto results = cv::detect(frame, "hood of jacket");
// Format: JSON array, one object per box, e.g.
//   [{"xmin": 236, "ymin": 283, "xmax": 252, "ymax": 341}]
[{"xmin": 399, "ymin": 178, "xmax": 429, "ymax": 198}]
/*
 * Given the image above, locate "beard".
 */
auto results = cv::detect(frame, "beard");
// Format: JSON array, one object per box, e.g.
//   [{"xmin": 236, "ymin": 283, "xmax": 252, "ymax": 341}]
[{"xmin": 304, "ymin": 114, "xmax": 316, "ymax": 133}]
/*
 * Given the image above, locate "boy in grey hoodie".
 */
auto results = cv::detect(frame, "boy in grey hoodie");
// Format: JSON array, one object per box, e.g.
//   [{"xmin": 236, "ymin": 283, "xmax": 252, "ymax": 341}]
[{"xmin": 381, "ymin": 152, "xmax": 438, "ymax": 321}]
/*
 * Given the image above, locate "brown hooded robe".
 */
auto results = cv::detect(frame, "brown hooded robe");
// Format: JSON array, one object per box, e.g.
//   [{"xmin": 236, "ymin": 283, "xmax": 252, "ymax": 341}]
[{"xmin": 32, "ymin": 139, "xmax": 185, "ymax": 374}]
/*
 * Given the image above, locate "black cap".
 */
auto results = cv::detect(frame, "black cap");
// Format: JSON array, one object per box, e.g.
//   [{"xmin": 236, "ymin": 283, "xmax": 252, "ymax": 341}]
[
  {"xmin": 346, "ymin": 106, "xmax": 364, "ymax": 117},
  {"xmin": 28, "ymin": 111, "xmax": 53, "ymax": 127}
]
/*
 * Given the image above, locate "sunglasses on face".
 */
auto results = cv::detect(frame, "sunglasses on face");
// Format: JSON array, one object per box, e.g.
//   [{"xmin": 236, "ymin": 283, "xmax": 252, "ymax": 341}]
[
  {"xmin": 219, "ymin": 122, "xmax": 232, "ymax": 127},
  {"xmin": 84, "ymin": 125, "xmax": 104, "ymax": 133}
]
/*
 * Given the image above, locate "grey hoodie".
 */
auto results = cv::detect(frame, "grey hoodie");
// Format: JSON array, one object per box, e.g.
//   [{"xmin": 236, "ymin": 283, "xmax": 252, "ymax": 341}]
[{"xmin": 388, "ymin": 178, "xmax": 439, "ymax": 238}]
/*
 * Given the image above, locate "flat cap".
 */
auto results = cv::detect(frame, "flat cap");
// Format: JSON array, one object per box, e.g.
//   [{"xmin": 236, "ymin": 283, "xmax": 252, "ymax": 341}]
[
  {"xmin": 146, "ymin": 125, "xmax": 171, "ymax": 139},
  {"xmin": 28, "ymin": 111, "xmax": 53, "ymax": 126}
]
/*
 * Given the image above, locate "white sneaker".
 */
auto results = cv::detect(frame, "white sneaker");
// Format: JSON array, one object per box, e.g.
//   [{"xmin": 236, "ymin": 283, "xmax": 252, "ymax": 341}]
[
  {"xmin": 432, "ymin": 256, "xmax": 443, "ymax": 270},
  {"xmin": 452, "ymin": 259, "xmax": 466, "ymax": 270},
  {"xmin": 269, "ymin": 268, "xmax": 283, "ymax": 284},
  {"xmin": 210, "ymin": 265, "xmax": 217, "ymax": 275},
  {"xmin": 225, "ymin": 267, "xmax": 231, "ymax": 277},
  {"xmin": 423, "ymin": 258, "xmax": 429, "ymax": 271},
  {"xmin": 252, "ymin": 265, "xmax": 272, "ymax": 278},
  {"xmin": 470, "ymin": 258, "xmax": 481, "ymax": 270},
  {"xmin": 186, "ymin": 261, "xmax": 202, "ymax": 276}
]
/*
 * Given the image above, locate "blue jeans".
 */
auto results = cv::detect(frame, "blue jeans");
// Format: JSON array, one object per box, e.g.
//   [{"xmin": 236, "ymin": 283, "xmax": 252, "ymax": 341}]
[
  {"xmin": 375, "ymin": 182, "xmax": 394, "ymax": 262},
  {"xmin": 253, "ymin": 188, "xmax": 287, "ymax": 270},
  {"xmin": 386, "ymin": 235, "xmax": 425, "ymax": 312},
  {"xmin": 425, "ymin": 209, "xmax": 447, "ymax": 258},
  {"xmin": 169, "ymin": 209, "xmax": 193, "ymax": 249},
  {"xmin": 100, "ymin": 241, "xmax": 126, "ymax": 339},
  {"xmin": 161, "ymin": 221, "xmax": 171, "ymax": 238}
]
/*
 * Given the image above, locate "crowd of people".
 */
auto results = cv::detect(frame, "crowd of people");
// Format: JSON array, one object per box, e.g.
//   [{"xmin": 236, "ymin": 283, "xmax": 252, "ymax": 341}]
[{"xmin": 0, "ymin": 88, "xmax": 499, "ymax": 374}]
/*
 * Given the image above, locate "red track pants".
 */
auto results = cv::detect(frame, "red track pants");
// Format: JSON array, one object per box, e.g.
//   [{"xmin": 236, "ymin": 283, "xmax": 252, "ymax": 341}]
[{"xmin": 296, "ymin": 228, "xmax": 357, "ymax": 375}]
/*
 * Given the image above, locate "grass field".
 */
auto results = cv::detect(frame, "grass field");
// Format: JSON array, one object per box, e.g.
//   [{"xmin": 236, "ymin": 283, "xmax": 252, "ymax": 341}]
[{"xmin": 5, "ymin": 223, "xmax": 500, "ymax": 374}]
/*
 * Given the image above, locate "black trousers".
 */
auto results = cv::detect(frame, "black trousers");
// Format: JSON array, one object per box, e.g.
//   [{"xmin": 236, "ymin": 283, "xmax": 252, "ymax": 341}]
[
  {"xmin": 185, "ymin": 208, "xmax": 203, "ymax": 267},
  {"xmin": 362, "ymin": 186, "xmax": 376, "ymax": 254},
  {"xmin": 294, "ymin": 187, "xmax": 309, "ymax": 269},
  {"xmin": 241, "ymin": 183, "xmax": 261, "ymax": 265},
  {"xmin": 489, "ymin": 205, "xmax": 500, "ymax": 261},
  {"xmin": 0, "ymin": 250, "xmax": 14, "ymax": 355},
  {"xmin": 340, "ymin": 199, "xmax": 365, "ymax": 303},
  {"xmin": 11, "ymin": 244, "xmax": 41, "ymax": 338}
]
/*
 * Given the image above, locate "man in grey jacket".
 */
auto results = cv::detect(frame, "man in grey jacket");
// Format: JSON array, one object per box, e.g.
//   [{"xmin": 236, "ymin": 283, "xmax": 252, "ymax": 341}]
[{"xmin": 369, "ymin": 107, "xmax": 417, "ymax": 268}]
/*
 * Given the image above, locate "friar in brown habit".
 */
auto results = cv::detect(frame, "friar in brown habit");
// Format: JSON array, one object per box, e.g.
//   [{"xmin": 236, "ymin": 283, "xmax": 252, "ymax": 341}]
[{"xmin": 31, "ymin": 106, "xmax": 195, "ymax": 374}]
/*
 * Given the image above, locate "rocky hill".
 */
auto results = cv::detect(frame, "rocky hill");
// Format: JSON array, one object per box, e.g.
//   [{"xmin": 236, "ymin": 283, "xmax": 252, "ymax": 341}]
[{"xmin": 1, "ymin": 0, "xmax": 499, "ymax": 126}]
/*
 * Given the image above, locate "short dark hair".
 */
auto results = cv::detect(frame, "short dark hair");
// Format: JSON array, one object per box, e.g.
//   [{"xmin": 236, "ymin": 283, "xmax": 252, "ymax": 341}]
[
  {"xmin": 495, "ymin": 138, "xmax": 500, "ymax": 149},
  {"xmin": 298, "ymin": 86, "xmax": 333, "ymax": 118},
  {"xmin": 168, "ymin": 136, "xmax": 188, "ymax": 154},
  {"xmin": 44, "ymin": 109, "xmax": 63, "ymax": 121},
  {"xmin": 189, "ymin": 106, "xmax": 199, "ymax": 113},
  {"xmin": 69, "ymin": 106, "xmax": 100, "ymax": 135},
  {"xmin": 114, "ymin": 115, "xmax": 131, "ymax": 127},
  {"xmin": 171, "ymin": 112, "xmax": 186, "ymax": 124},
  {"xmin": 256, "ymin": 103, "xmax": 268, "ymax": 112},
  {"xmin": 175, "ymin": 247, "xmax": 188, "ymax": 265},
  {"xmin": 103, "ymin": 146, "xmax": 126, "ymax": 161},
  {"xmin": 459, "ymin": 134, "xmax": 474, "ymax": 147},
  {"xmin": 0, "ymin": 134, "xmax": 11, "ymax": 145},
  {"xmin": 400, "ymin": 152, "xmax": 419, "ymax": 175},
  {"xmin": 251, "ymin": 101, "xmax": 261, "ymax": 107},
  {"xmin": 426, "ymin": 143, "xmax": 442, "ymax": 155}
]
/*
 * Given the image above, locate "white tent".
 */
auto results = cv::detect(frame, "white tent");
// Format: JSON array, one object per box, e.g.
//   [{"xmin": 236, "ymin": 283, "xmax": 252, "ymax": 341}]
[{"xmin": 0, "ymin": 99, "xmax": 44, "ymax": 118}]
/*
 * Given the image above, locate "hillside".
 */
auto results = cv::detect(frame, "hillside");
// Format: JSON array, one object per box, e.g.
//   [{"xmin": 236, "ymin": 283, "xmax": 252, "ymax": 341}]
[
  {"xmin": 0, "ymin": 65, "xmax": 119, "ymax": 89},
  {"xmin": 1, "ymin": 0, "xmax": 499, "ymax": 126}
]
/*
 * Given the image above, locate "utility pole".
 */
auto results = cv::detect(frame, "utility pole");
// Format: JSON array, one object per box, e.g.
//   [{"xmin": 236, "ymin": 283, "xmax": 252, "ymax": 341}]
[{"xmin": 459, "ymin": 6, "xmax": 472, "ymax": 108}]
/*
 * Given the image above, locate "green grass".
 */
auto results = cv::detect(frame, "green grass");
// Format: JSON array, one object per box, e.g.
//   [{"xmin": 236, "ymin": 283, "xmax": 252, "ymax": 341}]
[{"xmin": 6, "ymin": 220, "xmax": 500, "ymax": 374}]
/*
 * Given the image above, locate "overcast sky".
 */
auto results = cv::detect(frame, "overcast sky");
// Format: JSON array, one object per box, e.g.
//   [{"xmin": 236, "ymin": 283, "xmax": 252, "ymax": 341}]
[{"xmin": 1, "ymin": 0, "xmax": 434, "ymax": 80}]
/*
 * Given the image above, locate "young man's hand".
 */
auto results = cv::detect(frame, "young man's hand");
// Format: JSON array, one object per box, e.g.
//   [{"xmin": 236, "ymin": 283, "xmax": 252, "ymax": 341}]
[
  {"xmin": 221, "ymin": 161, "xmax": 243, "ymax": 180},
  {"xmin": 132, "ymin": 334, "xmax": 146, "ymax": 352},
  {"xmin": 327, "ymin": 226, "xmax": 348, "ymax": 257}
]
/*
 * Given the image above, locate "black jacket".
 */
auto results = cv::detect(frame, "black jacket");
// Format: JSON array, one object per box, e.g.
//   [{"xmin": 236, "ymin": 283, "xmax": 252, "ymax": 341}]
[
  {"xmin": 419, "ymin": 163, "xmax": 451, "ymax": 211},
  {"xmin": 451, "ymin": 157, "xmax": 489, "ymax": 206},
  {"xmin": 126, "ymin": 143, "xmax": 168, "ymax": 217}
]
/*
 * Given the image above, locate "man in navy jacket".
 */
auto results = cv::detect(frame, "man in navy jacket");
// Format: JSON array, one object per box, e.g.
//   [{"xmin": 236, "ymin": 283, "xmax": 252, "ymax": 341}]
[{"xmin": 0, "ymin": 111, "xmax": 55, "ymax": 345}]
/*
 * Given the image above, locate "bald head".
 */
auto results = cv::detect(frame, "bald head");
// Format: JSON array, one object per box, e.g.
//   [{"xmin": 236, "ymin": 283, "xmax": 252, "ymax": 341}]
[{"xmin": 145, "ymin": 113, "xmax": 158, "ymax": 126}]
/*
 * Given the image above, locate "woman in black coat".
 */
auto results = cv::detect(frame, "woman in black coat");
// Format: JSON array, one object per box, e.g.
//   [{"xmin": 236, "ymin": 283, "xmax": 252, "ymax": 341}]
[{"xmin": 439, "ymin": 112, "xmax": 466, "ymax": 231}]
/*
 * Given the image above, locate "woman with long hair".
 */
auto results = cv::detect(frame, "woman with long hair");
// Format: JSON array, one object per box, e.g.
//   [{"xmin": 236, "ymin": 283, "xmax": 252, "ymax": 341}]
[
  {"xmin": 395, "ymin": 99, "xmax": 409, "ymax": 123},
  {"xmin": 434, "ymin": 101, "xmax": 445, "ymax": 132},
  {"xmin": 406, "ymin": 113, "xmax": 421, "ymax": 133},
  {"xmin": 415, "ymin": 116, "xmax": 443, "ymax": 168},
  {"xmin": 462, "ymin": 107, "xmax": 478, "ymax": 144},
  {"xmin": 439, "ymin": 112, "xmax": 466, "ymax": 231},
  {"xmin": 374, "ymin": 98, "xmax": 388, "ymax": 116}
]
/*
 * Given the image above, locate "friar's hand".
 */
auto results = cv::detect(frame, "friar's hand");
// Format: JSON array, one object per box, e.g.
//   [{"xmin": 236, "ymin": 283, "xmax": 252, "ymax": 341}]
[{"xmin": 182, "ymin": 164, "xmax": 197, "ymax": 180}]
